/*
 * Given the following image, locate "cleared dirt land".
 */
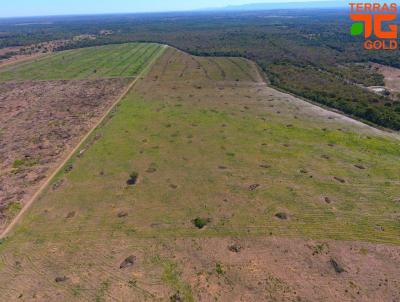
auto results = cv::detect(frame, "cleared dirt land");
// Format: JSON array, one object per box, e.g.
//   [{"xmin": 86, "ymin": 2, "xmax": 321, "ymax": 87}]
[
  {"xmin": 0, "ymin": 47, "xmax": 399, "ymax": 301},
  {"xmin": 0, "ymin": 43, "xmax": 165, "ymax": 232},
  {"xmin": 371, "ymin": 63, "xmax": 400, "ymax": 96},
  {"xmin": 0, "ymin": 79, "xmax": 129, "ymax": 230}
]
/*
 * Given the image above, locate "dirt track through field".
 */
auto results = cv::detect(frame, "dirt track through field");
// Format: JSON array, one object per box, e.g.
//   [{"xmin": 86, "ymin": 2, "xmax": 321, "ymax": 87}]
[{"xmin": 0, "ymin": 44, "xmax": 167, "ymax": 240}]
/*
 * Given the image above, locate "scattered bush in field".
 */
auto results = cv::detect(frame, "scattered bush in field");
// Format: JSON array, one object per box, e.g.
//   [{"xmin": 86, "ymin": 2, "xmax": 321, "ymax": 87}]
[
  {"xmin": 128, "ymin": 279, "xmax": 137, "ymax": 288},
  {"xmin": 170, "ymin": 292, "xmax": 183, "ymax": 302},
  {"xmin": 12, "ymin": 159, "xmax": 25, "ymax": 168},
  {"xmin": 215, "ymin": 262, "xmax": 224, "ymax": 275},
  {"xmin": 12, "ymin": 158, "xmax": 38, "ymax": 169},
  {"xmin": 193, "ymin": 217, "xmax": 210, "ymax": 229},
  {"xmin": 275, "ymin": 212, "xmax": 288, "ymax": 220},
  {"xmin": 312, "ymin": 243, "xmax": 328, "ymax": 255},
  {"xmin": 64, "ymin": 163, "xmax": 73, "ymax": 173},
  {"xmin": 118, "ymin": 211, "xmax": 128, "ymax": 218},
  {"xmin": 127, "ymin": 172, "xmax": 139, "ymax": 185},
  {"xmin": 65, "ymin": 211, "xmax": 75, "ymax": 219},
  {"xmin": 249, "ymin": 184, "xmax": 260, "ymax": 191},
  {"xmin": 55, "ymin": 276, "xmax": 68, "ymax": 283},
  {"xmin": 228, "ymin": 243, "xmax": 242, "ymax": 253},
  {"xmin": 52, "ymin": 179, "xmax": 64, "ymax": 191}
]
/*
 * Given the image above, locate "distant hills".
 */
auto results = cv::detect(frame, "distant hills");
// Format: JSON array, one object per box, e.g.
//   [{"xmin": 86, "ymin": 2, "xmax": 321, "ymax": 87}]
[{"xmin": 208, "ymin": 1, "xmax": 347, "ymax": 11}]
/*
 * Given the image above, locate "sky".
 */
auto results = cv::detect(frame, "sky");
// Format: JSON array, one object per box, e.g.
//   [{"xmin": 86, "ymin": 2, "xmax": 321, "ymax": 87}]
[{"xmin": 1, "ymin": 0, "xmax": 334, "ymax": 18}]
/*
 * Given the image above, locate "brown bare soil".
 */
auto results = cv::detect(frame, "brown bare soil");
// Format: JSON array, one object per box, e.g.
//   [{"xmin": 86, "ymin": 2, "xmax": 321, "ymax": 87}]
[
  {"xmin": 0, "ymin": 78, "xmax": 130, "ymax": 230},
  {"xmin": 371, "ymin": 63, "xmax": 400, "ymax": 97},
  {"xmin": 165, "ymin": 237, "xmax": 400, "ymax": 302}
]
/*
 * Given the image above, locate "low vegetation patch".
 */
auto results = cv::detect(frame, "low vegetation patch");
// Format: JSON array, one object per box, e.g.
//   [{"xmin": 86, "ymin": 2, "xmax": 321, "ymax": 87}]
[
  {"xmin": 5, "ymin": 202, "xmax": 22, "ymax": 218},
  {"xmin": 127, "ymin": 172, "xmax": 139, "ymax": 185},
  {"xmin": 192, "ymin": 217, "xmax": 210, "ymax": 229},
  {"xmin": 275, "ymin": 212, "xmax": 288, "ymax": 220},
  {"xmin": 161, "ymin": 260, "xmax": 194, "ymax": 302},
  {"xmin": 215, "ymin": 262, "xmax": 224, "ymax": 275},
  {"xmin": 12, "ymin": 158, "xmax": 37, "ymax": 169},
  {"xmin": 55, "ymin": 276, "xmax": 68, "ymax": 283}
]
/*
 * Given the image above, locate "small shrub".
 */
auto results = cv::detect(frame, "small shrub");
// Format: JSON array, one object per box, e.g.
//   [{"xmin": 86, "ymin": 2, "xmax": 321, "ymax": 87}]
[
  {"xmin": 215, "ymin": 263, "xmax": 224, "ymax": 275},
  {"xmin": 64, "ymin": 163, "xmax": 73, "ymax": 173},
  {"xmin": 193, "ymin": 217, "xmax": 210, "ymax": 229},
  {"xmin": 13, "ymin": 159, "xmax": 38, "ymax": 169},
  {"xmin": 312, "ymin": 243, "xmax": 328, "ymax": 255},
  {"xmin": 55, "ymin": 276, "xmax": 68, "ymax": 283},
  {"xmin": 275, "ymin": 212, "xmax": 288, "ymax": 220},
  {"xmin": 12, "ymin": 159, "xmax": 25, "ymax": 168},
  {"xmin": 228, "ymin": 244, "xmax": 242, "ymax": 253},
  {"xmin": 127, "ymin": 172, "xmax": 139, "ymax": 185},
  {"xmin": 128, "ymin": 279, "xmax": 137, "ymax": 288},
  {"xmin": 170, "ymin": 292, "xmax": 182, "ymax": 302},
  {"xmin": 249, "ymin": 184, "xmax": 260, "ymax": 191}
]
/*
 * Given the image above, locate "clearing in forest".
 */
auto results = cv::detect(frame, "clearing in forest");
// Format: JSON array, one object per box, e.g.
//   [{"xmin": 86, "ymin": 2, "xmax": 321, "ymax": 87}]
[{"xmin": 0, "ymin": 47, "xmax": 399, "ymax": 301}]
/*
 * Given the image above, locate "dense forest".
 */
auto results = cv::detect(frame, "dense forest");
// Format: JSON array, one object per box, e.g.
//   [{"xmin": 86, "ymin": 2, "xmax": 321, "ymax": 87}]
[{"xmin": 1, "ymin": 10, "xmax": 400, "ymax": 129}]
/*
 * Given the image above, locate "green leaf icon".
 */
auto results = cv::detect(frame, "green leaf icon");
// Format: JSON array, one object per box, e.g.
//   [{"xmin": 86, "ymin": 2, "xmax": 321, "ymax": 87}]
[{"xmin": 351, "ymin": 22, "xmax": 364, "ymax": 36}]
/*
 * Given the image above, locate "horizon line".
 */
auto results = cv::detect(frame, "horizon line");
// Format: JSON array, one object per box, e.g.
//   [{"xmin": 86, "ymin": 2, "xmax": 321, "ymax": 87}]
[{"xmin": 0, "ymin": 1, "xmax": 345, "ymax": 20}]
